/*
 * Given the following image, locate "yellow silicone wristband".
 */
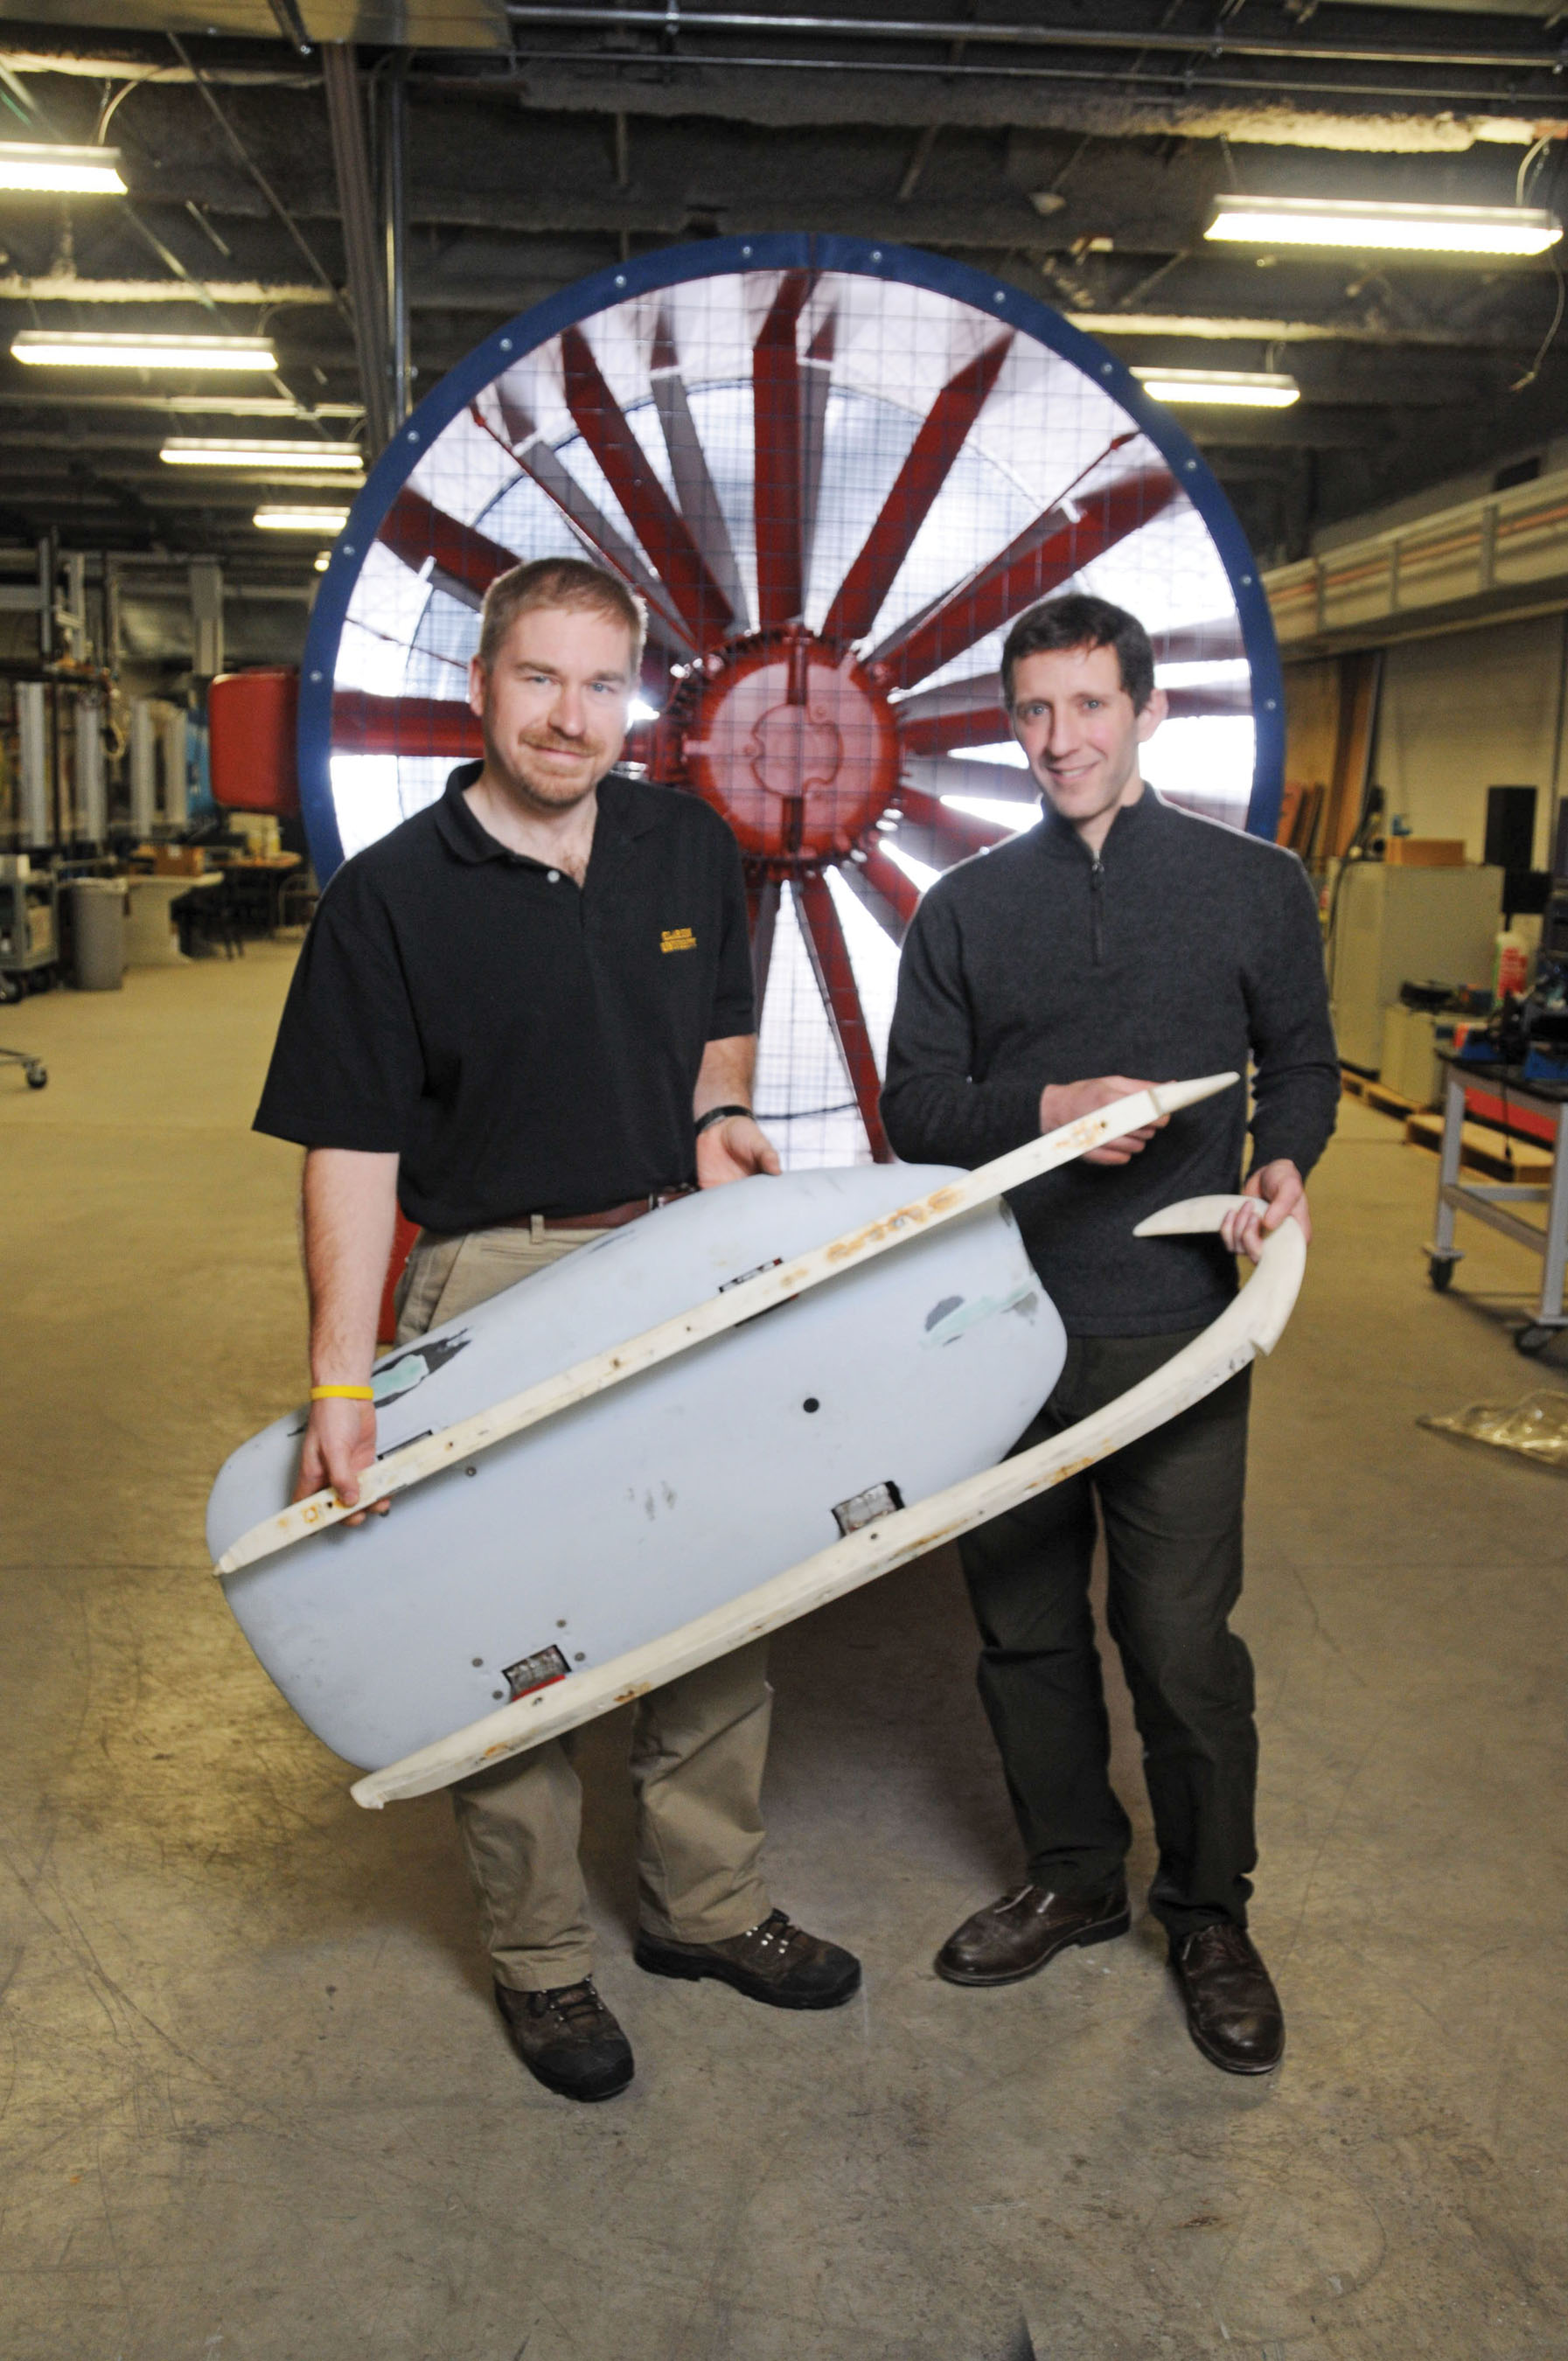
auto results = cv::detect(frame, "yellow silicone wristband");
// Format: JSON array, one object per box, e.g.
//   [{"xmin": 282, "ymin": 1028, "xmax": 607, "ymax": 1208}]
[{"xmin": 310, "ymin": 1384, "xmax": 376, "ymax": 1401}]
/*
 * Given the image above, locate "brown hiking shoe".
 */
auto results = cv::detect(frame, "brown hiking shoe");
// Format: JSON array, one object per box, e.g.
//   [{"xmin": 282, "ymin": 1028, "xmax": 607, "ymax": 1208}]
[
  {"xmin": 493, "ymin": 1977, "xmax": 635, "ymax": 2102},
  {"xmin": 634, "ymin": 1908, "xmax": 861, "ymax": 2009}
]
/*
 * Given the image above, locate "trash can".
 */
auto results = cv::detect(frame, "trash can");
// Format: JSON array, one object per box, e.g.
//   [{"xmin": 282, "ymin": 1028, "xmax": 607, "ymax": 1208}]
[{"xmin": 70, "ymin": 878, "xmax": 127, "ymax": 991}]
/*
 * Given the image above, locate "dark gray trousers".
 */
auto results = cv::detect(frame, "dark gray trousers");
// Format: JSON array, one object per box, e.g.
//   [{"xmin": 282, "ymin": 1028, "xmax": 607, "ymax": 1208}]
[{"xmin": 957, "ymin": 1328, "xmax": 1256, "ymax": 1938}]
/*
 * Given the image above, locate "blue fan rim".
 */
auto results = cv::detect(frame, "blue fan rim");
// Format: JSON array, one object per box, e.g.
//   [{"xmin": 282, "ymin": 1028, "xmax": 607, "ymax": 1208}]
[{"xmin": 298, "ymin": 231, "xmax": 1285, "ymax": 882}]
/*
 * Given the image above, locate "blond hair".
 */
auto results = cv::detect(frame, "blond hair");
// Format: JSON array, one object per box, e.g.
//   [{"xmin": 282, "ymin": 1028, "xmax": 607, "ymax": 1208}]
[{"xmin": 477, "ymin": 555, "xmax": 646, "ymax": 673}]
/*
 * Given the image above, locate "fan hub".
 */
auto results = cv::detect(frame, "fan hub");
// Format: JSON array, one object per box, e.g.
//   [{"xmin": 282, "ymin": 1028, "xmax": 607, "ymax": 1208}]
[{"xmin": 668, "ymin": 628, "xmax": 901, "ymax": 870}]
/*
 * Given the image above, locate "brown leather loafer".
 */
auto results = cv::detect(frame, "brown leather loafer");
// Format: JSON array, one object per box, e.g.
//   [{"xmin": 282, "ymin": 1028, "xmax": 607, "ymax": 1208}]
[
  {"xmin": 934, "ymin": 1878, "xmax": 1131, "ymax": 1988},
  {"xmin": 1170, "ymin": 1924, "xmax": 1285, "ymax": 2075},
  {"xmin": 635, "ymin": 1908, "xmax": 861, "ymax": 2009},
  {"xmin": 494, "ymin": 1977, "xmax": 635, "ymax": 2102}
]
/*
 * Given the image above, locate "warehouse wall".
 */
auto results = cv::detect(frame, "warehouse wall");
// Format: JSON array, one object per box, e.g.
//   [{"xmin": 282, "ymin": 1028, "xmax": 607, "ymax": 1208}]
[
  {"xmin": 1372, "ymin": 614, "xmax": 1568, "ymax": 868},
  {"xmin": 1283, "ymin": 660, "xmax": 1342, "ymax": 797}
]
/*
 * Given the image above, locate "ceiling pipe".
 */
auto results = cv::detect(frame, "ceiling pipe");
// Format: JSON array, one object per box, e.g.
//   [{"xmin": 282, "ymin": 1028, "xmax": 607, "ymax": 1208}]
[
  {"xmin": 503, "ymin": 5, "xmax": 1566, "ymax": 78},
  {"xmin": 500, "ymin": 47, "xmax": 1568, "ymax": 115},
  {"xmin": 381, "ymin": 56, "xmax": 413, "ymax": 428},
  {"xmin": 321, "ymin": 41, "xmax": 391, "ymax": 455}
]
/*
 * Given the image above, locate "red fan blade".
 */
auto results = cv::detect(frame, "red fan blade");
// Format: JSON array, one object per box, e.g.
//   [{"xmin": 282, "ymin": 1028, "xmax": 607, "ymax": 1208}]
[
  {"xmin": 1163, "ymin": 684, "xmax": 1254, "ymax": 721},
  {"xmin": 332, "ymin": 693, "xmax": 655, "ymax": 768},
  {"xmin": 836, "ymin": 857, "xmax": 910, "ymax": 947},
  {"xmin": 747, "ymin": 876, "xmax": 780, "ymax": 1020},
  {"xmin": 379, "ymin": 486, "xmax": 516, "ymax": 610},
  {"xmin": 894, "ymin": 671, "xmax": 1007, "ymax": 757},
  {"xmin": 861, "ymin": 842, "xmax": 923, "ymax": 930},
  {"xmin": 798, "ymin": 308, "xmax": 834, "ymax": 604},
  {"xmin": 873, "ymin": 464, "xmax": 1176, "ymax": 694},
  {"xmin": 333, "ymin": 692, "xmax": 482, "ymax": 759},
  {"xmin": 902, "ymin": 752, "xmax": 1039, "ymax": 806},
  {"xmin": 867, "ymin": 432, "xmax": 1139, "ymax": 676},
  {"xmin": 651, "ymin": 310, "xmax": 750, "ymax": 632},
  {"xmin": 753, "ymin": 271, "xmax": 812, "ymax": 630},
  {"xmin": 794, "ymin": 873, "xmax": 893, "ymax": 1161},
  {"xmin": 896, "ymin": 786, "xmax": 1012, "ymax": 856},
  {"xmin": 823, "ymin": 334, "xmax": 1012, "ymax": 647},
  {"xmin": 560, "ymin": 325, "xmax": 733, "ymax": 649},
  {"xmin": 1153, "ymin": 618, "xmax": 1245, "ymax": 665},
  {"xmin": 474, "ymin": 395, "xmax": 694, "ymax": 657},
  {"xmin": 890, "ymin": 661, "xmax": 1247, "ymax": 755}
]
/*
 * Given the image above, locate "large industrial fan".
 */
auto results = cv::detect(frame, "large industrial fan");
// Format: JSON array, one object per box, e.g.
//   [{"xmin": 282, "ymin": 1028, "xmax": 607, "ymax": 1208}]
[{"xmin": 300, "ymin": 234, "xmax": 1282, "ymax": 1166}]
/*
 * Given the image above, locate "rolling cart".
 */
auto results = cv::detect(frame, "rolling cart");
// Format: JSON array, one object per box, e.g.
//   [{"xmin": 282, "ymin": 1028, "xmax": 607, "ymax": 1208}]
[
  {"xmin": 1427, "ymin": 1052, "xmax": 1568, "ymax": 1354},
  {"xmin": 0, "ymin": 1045, "xmax": 46, "ymax": 1090},
  {"xmin": 0, "ymin": 870, "xmax": 59, "ymax": 1004}
]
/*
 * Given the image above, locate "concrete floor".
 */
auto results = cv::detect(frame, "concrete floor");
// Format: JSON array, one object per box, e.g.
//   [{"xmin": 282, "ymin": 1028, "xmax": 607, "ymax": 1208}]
[{"xmin": 2, "ymin": 945, "xmax": 1566, "ymax": 2361}]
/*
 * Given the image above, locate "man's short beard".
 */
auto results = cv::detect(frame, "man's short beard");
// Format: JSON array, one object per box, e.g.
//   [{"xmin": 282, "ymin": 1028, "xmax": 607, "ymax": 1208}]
[{"xmin": 482, "ymin": 726, "xmax": 606, "ymax": 812}]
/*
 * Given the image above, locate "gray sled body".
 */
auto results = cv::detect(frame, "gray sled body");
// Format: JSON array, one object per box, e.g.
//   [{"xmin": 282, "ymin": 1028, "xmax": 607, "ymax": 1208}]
[{"xmin": 208, "ymin": 1164, "xmax": 1066, "ymax": 1771}]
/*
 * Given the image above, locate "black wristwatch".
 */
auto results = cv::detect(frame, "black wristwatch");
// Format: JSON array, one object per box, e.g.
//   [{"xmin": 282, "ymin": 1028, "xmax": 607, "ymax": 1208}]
[{"xmin": 694, "ymin": 1103, "xmax": 753, "ymax": 1138}]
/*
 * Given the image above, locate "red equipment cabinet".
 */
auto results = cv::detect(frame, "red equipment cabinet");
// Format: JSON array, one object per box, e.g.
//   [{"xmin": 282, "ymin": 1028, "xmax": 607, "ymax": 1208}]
[{"xmin": 209, "ymin": 668, "xmax": 300, "ymax": 815}]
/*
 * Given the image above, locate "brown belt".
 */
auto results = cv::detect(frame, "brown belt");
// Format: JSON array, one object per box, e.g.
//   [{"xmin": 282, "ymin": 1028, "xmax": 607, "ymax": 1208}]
[{"xmin": 489, "ymin": 1185, "xmax": 697, "ymax": 1236}]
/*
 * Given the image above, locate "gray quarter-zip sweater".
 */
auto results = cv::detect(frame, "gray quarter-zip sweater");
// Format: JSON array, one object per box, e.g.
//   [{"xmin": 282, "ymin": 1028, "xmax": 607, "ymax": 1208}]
[{"xmin": 880, "ymin": 788, "xmax": 1339, "ymax": 1337}]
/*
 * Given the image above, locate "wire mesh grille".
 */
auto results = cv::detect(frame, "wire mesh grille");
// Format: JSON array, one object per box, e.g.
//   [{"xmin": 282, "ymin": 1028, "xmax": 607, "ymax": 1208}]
[{"xmin": 318, "ymin": 257, "xmax": 1259, "ymax": 1167}]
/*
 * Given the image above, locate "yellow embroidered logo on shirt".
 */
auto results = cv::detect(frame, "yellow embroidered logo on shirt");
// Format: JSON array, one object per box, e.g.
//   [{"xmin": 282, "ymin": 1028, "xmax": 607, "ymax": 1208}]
[{"xmin": 661, "ymin": 926, "xmax": 697, "ymax": 954}]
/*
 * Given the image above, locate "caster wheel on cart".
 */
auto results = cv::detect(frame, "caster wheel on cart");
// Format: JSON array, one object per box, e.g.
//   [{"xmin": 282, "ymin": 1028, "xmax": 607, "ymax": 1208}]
[
  {"xmin": 24, "ymin": 1062, "xmax": 46, "ymax": 1090},
  {"xmin": 1428, "ymin": 1255, "xmax": 1455, "ymax": 1292},
  {"xmin": 0, "ymin": 975, "xmax": 21, "ymax": 1006},
  {"xmin": 1514, "ymin": 1323, "xmax": 1555, "ymax": 1356}
]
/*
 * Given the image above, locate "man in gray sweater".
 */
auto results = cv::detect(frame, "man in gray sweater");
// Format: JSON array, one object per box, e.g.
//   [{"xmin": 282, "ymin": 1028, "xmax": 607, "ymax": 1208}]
[{"xmin": 881, "ymin": 592, "xmax": 1337, "ymax": 2075}]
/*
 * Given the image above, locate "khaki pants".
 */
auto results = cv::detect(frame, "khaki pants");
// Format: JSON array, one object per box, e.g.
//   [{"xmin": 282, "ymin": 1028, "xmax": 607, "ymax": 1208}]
[{"xmin": 395, "ymin": 1225, "xmax": 774, "ymax": 1992}]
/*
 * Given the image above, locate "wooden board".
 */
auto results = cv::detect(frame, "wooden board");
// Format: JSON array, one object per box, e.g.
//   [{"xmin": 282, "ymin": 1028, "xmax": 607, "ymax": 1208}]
[
  {"xmin": 1404, "ymin": 1111, "xmax": 1554, "ymax": 1184},
  {"xmin": 1342, "ymin": 1070, "xmax": 1425, "ymax": 1120}
]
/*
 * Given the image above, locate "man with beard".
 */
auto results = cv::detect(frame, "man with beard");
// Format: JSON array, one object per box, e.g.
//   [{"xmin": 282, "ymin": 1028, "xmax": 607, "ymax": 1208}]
[{"xmin": 254, "ymin": 557, "xmax": 860, "ymax": 2104}]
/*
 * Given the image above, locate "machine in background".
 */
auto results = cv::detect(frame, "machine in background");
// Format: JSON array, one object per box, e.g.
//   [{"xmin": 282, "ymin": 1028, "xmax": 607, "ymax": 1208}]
[{"xmin": 1328, "ymin": 855, "xmax": 1503, "ymax": 1074}]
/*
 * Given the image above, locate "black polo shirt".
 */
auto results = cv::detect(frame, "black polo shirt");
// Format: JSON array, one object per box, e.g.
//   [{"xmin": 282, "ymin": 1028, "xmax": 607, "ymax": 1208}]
[{"xmin": 254, "ymin": 763, "xmax": 756, "ymax": 1231}]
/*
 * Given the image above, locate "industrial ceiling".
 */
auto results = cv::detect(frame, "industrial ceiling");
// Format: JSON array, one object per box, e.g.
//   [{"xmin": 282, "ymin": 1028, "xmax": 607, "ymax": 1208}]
[{"xmin": 4, "ymin": 0, "xmax": 1568, "ymax": 582}]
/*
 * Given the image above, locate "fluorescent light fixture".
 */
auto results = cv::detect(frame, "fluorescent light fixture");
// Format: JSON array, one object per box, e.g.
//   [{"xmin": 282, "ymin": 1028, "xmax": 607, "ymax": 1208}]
[
  {"xmin": 1134, "ymin": 366, "xmax": 1300, "ymax": 408},
  {"xmin": 162, "ymin": 437, "xmax": 364, "ymax": 470},
  {"xmin": 0, "ymin": 142, "xmax": 125, "ymax": 195},
  {"xmin": 13, "ymin": 331, "xmax": 277, "ymax": 371},
  {"xmin": 1207, "ymin": 192, "xmax": 1562, "ymax": 257},
  {"xmin": 255, "ymin": 505, "xmax": 350, "ymax": 532}
]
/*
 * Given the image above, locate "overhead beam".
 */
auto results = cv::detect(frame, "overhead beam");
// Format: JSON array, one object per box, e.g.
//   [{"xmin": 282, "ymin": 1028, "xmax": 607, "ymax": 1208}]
[
  {"xmin": 0, "ymin": 394, "xmax": 362, "ymax": 419},
  {"xmin": 0, "ymin": 277, "xmax": 336, "ymax": 305},
  {"xmin": 503, "ymin": 7, "xmax": 1566, "ymax": 79},
  {"xmin": 8, "ymin": 24, "xmax": 1565, "ymax": 145},
  {"xmin": 472, "ymin": 57, "xmax": 1568, "ymax": 136},
  {"xmin": 0, "ymin": 49, "xmax": 313, "ymax": 86},
  {"xmin": 320, "ymin": 41, "xmax": 391, "ymax": 453},
  {"xmin": 5, "ymin": 273, "xmax": 1551, "ymax": 360},
  {"xmin": 1065, "ymin": 310, "xmax": 1544, "ymax": 351}
]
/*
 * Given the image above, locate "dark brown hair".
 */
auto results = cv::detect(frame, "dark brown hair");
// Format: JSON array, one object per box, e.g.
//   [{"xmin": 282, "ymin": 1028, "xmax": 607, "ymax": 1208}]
[{"xmin": 1001, "ymin": 592, "xmax": 1155, "ymax": 713}]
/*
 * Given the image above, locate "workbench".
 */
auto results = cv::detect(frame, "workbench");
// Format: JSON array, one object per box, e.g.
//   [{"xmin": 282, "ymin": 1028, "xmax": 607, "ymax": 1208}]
[{"xmin": 1427, "ymin": 1052, "xmax": 1568, "ymax": 1354}]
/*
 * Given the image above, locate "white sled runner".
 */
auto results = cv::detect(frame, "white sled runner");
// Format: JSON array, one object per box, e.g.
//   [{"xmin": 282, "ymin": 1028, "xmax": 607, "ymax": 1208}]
[{"xmin": 205, "ymin": 1074, "xmax": 1307, "ymax": 1804}]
